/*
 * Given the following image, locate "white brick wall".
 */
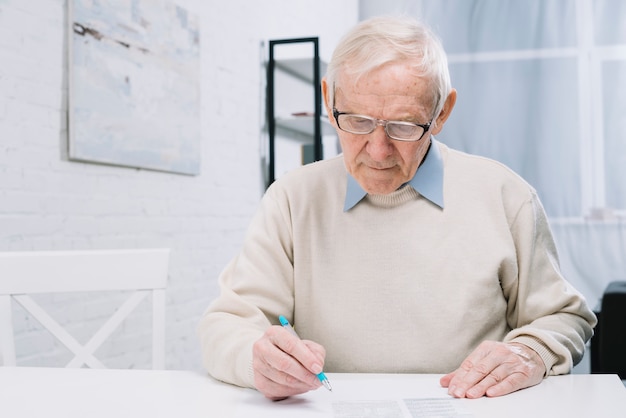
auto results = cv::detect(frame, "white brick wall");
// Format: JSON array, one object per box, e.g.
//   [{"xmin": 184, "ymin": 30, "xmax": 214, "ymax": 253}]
[{"xmin": 0, "ymin": 0, "xmax": 358, "ymax": 370}]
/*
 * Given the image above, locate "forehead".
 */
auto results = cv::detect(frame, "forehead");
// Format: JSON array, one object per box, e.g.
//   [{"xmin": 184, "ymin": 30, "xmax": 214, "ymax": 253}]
[{"xmin": 335, "ymin": 62, "xmax": 434, "ymax": 115}]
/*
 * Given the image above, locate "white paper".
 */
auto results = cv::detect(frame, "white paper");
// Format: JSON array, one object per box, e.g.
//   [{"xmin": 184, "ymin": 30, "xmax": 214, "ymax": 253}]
[
  {"xmin": 331, "ymin": 398, "xmax": 473, "ymax": 418},
  {"xmin": 234, "ymin": 376, "xmax": 474, "ymax": 418}
]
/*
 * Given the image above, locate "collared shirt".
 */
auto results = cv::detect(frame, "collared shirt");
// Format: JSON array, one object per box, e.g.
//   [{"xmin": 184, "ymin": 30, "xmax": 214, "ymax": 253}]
[{"xmin": 343, "ymin": 139, "xmax": 445, "ymax": 211}]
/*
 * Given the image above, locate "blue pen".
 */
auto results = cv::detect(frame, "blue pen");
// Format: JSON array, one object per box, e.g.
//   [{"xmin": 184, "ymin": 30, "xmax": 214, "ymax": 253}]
[{"xmin": 278, "ymin": 315, "xmax": 332, "ymax": 392}]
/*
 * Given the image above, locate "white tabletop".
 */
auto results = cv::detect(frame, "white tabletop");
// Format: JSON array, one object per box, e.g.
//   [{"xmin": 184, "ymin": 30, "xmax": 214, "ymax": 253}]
[{"xmin": 1, "ymin": 367, "xmax": 625, "ymax": 417}]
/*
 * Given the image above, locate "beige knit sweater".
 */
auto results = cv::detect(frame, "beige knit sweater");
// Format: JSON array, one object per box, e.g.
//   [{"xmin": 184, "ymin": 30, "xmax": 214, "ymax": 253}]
[{"xmin": 198, "ymin": 142, "xmax": 596, "ymax": 389}]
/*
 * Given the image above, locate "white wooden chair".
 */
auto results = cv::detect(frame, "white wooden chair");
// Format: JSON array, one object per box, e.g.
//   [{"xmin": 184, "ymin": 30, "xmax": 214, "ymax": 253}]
[{"xmin": 0, "ymin": 248, "xmax": 170, "ymax": 369}]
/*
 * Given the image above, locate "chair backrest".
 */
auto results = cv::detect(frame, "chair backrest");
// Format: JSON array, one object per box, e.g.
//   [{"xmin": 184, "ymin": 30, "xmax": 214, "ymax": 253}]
[
  {"xmin": 591, "ymin": 280, "xmax": 626, "ymax": 379},
  {"xmin": 0, "ymin": 248, "xmax": 169, "ymax": 369}
]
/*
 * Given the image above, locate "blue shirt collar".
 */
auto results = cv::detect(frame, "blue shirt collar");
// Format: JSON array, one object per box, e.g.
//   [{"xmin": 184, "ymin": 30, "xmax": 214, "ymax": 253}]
[{"xmin": 343, "ymin": 139, "xmax": 444, "ymax": 211}]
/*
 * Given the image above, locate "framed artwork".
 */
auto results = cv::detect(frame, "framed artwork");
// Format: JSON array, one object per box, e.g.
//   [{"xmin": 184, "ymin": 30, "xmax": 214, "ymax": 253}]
[{"xmin": 68, "ymin": 0, "xmax": 201, "ymax": 175}]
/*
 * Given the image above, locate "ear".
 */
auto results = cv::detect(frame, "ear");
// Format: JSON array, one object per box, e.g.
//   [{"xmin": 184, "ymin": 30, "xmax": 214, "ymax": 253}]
[
  {"xmin": 321, "ymin": 77, "xmax": 336, "ymax": 127},
  {"xmin": 430, "ymin": 88, "xmax": 457, "ymax": 135}
]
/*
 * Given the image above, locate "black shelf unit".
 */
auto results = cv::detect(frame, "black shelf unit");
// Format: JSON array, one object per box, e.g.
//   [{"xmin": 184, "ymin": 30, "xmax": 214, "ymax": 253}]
[{"xmin": 266, "ymin": 37, "xmax": 323, "ymax": 188}]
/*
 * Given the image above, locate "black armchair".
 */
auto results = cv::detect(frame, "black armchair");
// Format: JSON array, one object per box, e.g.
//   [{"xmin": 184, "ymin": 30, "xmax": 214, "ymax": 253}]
[{"xmin": 590, "ymin": 281, "xmax": 626, "ymax": 379}]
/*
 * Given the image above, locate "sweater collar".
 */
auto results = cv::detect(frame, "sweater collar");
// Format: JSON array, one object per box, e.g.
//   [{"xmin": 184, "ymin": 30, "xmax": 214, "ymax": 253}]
[{"xmin": 343, "ymin": 139, "xmax": 444, "ymax": 212}]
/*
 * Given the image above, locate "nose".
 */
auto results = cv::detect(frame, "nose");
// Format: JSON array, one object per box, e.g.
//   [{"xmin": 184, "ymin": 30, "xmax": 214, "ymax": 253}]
[{"xmin": 365, "ymin": 124, "xmax": 394, "ymax": 161}]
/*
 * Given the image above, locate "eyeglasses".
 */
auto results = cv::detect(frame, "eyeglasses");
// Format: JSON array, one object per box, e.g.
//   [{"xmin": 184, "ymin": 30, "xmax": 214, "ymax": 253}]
[{"xmin": 333, "ymin": 108, "xmax": 431, "ymax": 142}]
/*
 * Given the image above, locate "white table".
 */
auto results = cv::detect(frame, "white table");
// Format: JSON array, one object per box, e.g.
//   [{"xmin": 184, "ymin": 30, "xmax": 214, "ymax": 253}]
[{"xmin": 1, "ymin": 367, "xmax": 625, "ymax": 417}]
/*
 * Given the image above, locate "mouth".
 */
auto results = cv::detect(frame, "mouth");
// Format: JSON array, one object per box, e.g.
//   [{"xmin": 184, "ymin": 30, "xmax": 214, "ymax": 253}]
[{"xmin": 367, "ymin": 164, "xmax": 395, "ymax": 171}]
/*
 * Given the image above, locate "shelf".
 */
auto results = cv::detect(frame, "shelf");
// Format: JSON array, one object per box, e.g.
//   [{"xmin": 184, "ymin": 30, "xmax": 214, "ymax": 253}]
[
  {"xmin": 275, "ymin": 58, "xmax": 327, "ymax": 83},
  {"xmin": 267, "ymin": 37, "xmax": 324, "ymax": 188}
]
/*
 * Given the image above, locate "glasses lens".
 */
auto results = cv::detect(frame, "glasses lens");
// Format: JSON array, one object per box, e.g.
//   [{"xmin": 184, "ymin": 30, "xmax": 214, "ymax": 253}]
[
  {"xmin": 386, "ymin": 122, "xmax": 424, "ymax": 141},
  {"xmin": 338, "ymin": 114, "xmax": 376, "ymax": 134},
  {"xmin": 336, "ymin": 112, "xmax": 427, "ymax": 141}
]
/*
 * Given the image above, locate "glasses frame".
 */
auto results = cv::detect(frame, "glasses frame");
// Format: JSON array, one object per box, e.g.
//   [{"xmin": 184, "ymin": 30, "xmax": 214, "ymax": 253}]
[{"xmin": 332, "ymin": 108, "xmax": 432, "ymax": 142}]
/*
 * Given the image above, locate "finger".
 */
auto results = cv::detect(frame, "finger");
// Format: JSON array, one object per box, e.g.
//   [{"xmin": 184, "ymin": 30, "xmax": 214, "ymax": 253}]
[
  {"xmin": 446, "ymin": 342, "xmax": 546, "ymax": 398},
  {"xmin": 463, "ymin": 364, "xmax": 511, "ymax": 399},
  {"xmin": 439, "ymin": 372, "xmax": 454, "ymax": 388},
  {"xmin": 252, "ymin": 333, "xmax": 320, "ymax": 399},
  {"xmin": 466, "ymin": 366, "xmax": 539, "ymax": 399},
  {"xmin": 270, "ymin": 327, "xmax": 325, "ymax": 376},
  {"xmin": 260, "ymin": 333, "xmax": 321, "ymax": 386},
  {"xmin": 483, "ymin": 373, "xmax": 524, "ymax": 398},
  {"xmin": 266, "ymin": 344, "xmax": 322, "ymax": 387},
  {"xmin": 302, "ymin": 339, "xmax": 326, "ymax": 365},
  {"xmin": 254, "ymin": 369, "xmax": 313, "ymax": 401},
  {"xmin": 445, "ymin": 341, "xmax": 505, "ymax": 397},
  {"xmin": 447, "ymin": 363, "xmax": 504, "ymax": 398},
  {"xmin": 481, "ymin": 344, "xmax": 545, "ymax": 397}
]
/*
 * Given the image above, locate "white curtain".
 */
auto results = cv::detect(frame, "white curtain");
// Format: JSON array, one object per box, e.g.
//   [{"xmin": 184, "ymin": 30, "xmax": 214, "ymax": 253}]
[{"xmin": 359, "ymin": 0, "xmax": 626, "ymax": 307}]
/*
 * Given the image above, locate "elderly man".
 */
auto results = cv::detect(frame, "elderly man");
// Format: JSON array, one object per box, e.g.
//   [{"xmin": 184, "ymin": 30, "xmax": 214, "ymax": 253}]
[{"xmin": 198, "ymin": 16, "xmax": 596, "ymax": 401}]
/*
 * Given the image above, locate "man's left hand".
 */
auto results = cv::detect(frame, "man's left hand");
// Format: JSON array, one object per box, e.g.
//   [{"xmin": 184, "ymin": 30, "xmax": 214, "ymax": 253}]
[{"xmin": 440, "ymin": 341, "xmax": 546, "ymax": 398}]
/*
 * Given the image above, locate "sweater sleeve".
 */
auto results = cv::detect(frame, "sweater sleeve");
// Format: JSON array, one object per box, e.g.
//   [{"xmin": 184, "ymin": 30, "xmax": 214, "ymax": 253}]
[
  {"xmin": 197, "ymin": 184, "xmax": 296, "ymax": 388},
  {"xmin": 501, "ymin": 191, "xmax": 597, "ymax": 375}
]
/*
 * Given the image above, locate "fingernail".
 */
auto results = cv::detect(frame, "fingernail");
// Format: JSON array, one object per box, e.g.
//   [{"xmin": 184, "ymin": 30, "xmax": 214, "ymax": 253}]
[
  {"xmin": 449, "ymin": 386, "xmax": 464, "ymax": 397},
  {"xmin": 311, "ymin": 363, "xmax": 322, "ymax": 374}
]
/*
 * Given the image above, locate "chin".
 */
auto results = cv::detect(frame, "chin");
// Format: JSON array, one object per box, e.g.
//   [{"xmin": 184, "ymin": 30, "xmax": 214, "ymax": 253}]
[
  {"xmin": 353, "ymin": 168, "xmax": 404, "ymax": 195},
  {"xmin": 362, "ymin": 181, "xmax": 400, "ymax": 195}
]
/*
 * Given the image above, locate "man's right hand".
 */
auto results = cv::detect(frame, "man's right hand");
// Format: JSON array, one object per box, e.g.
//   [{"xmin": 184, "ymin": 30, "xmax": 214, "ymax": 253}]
[{"xmin": 252, "ymin": 325, "xmax": 326, "ymax": 400}]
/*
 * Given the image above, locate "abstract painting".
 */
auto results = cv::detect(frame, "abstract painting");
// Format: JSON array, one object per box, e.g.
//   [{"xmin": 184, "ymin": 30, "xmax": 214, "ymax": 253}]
[{"xmin": 69, "ymin": 0, "xmax": 201, "ymax": 175}]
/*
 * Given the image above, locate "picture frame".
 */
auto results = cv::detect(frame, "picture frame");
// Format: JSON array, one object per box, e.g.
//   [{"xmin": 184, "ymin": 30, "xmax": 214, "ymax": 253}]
[{"xmin": 68, "ymin": 0, "xmax": 201, "ymax": 175}]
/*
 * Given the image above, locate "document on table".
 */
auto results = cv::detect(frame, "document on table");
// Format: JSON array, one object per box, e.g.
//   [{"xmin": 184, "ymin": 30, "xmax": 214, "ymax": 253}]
[
  {"xmin": 332, "ymin": 398, "xmax": 472, "ymax": 417},
  {"xmin": 234, "ymin": 375, "xmax": 474, "ymax": 417}
]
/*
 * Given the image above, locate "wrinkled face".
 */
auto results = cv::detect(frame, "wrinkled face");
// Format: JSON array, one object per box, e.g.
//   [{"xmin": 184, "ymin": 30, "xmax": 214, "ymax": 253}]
[{"xmin": 323, "ymin": 62, "xmax": 454, "ymax": 195}]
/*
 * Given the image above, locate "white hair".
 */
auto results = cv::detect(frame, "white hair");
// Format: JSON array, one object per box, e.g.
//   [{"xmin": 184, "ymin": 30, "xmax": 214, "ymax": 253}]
[{"xmin": 326, "ymin": 16, "xmax": 452, "ymax": 124}]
